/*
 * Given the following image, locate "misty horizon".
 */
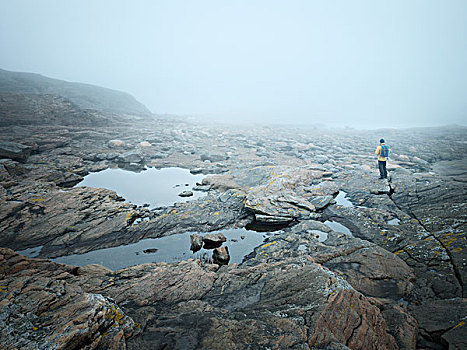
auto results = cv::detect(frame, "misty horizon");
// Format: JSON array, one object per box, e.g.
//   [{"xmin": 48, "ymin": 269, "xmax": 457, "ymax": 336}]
[{"xmin": 1, "ymin": 1, "xmax": 466, "ymax": 129}]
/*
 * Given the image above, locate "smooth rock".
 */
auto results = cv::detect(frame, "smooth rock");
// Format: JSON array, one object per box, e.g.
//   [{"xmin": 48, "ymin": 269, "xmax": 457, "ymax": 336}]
[
  {"xmin": 190, "ymin": 234, "xmax": 203, "ymax": 252},
  {"xmin": 212, "ymin": 246, "xmax": 230, "ymax": 265},
  {"xmin": 203, "ymin": 233, "xmax": 227, "ymax": 249},
  {"xmin": 178, "ymin": 190, "xmax": 193, "ymax": 197}
]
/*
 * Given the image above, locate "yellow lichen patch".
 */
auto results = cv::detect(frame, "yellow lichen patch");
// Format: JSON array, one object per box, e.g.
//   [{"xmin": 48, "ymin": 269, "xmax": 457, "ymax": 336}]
[
  {"xmin": 30, "ymin": 198, "xmax": 45, "ymax": 202},
  {"xmin": 453, "ymin": 321, "xmax": 465, "ymax": 329},
  {"xmin": 0, "ymin": 286, "xmax": 8, "ymax": 293},
  {"xmin": 169, "ymin": 209, "xmax": 178, "ymax": 215},
  {"xmin": 394, "ymin": 249, "xmax": 404, "ymax": 255},
  {"xmin": 213, "ymin": 211, "xmax": 220, "ymax": 216},
  {"xmin": 260, "ymin": 241, "xmax": 277, "ymax": 249},
  {"xmin": 452, "ymin": 247, "xmax": 463, "ymax": 253},
  {"xmin": 32, "ymin": 327, "xmax": 38, "ymax": 331},
  {"xmin": 107, "ymin": 305, "xmax": 124, "ymax": 326}
]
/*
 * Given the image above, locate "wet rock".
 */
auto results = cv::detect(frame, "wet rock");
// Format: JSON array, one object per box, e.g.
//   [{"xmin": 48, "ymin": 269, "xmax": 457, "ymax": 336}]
[
  {"xmin": 118, "ymin": 150, "xmax": 144, "ymax": 163},
  {"xmin": 190, "ymin": 168, "xmax": 203, "ymax": 174},
  {"xmin": 143, "ymin": 248, "xmax": 158, "ymax": 254},
  {"xmin": 108, "ymin": 139, "xmax": 126, "ymax": 148},
  {"xmin": 190, "ymin": 234, "xmax": 203, "ymax": 252},
  {"xmin": 254, "ymin": 213, "xmax": 295, "ymax": 224},
  {"xmin": 0, "ymin": 141, "xmax": 32, "ymax": 162},
  {"xmin": 212, "ymin": 246, "xmax": 230, "ymax": 265},
  {"xmin": 203, "ymin": 233, "xmax": 227, "ymax": 249},
  {"xmin": 178, "ymin": 190, "xmax": 193, "ymax": 197}
]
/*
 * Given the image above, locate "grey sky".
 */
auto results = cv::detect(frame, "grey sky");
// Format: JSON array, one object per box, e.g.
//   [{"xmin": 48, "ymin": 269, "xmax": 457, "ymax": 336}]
[{"xmin": 1, "ymin": 0, "xmax": 466, "ymax": 128}]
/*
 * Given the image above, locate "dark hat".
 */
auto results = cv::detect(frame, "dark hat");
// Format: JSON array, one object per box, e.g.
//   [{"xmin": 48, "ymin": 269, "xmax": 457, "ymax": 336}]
[{"xmin": 380, "ymin": 138, "xmax": 385, "ymax": 143}]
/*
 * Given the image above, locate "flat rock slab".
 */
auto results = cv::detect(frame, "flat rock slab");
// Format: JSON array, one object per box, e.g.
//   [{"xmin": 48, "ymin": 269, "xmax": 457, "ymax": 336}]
[
  {"xmin": 411, "ymin": 298, "xmax": 467, "ymax": 350},
  {"xmin": 0, "ymin": 141, "xmax": 32, "ymax": 162}
]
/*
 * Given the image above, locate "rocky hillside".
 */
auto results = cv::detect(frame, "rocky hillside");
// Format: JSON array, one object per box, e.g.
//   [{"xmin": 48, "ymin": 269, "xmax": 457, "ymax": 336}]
[
  {"xmin": 0, "ymin": 92, "xmax": 117, "ymax": 127},
  {"xmin": 0, "ymin": 68, "xmax": 152, "ymax": 116}
]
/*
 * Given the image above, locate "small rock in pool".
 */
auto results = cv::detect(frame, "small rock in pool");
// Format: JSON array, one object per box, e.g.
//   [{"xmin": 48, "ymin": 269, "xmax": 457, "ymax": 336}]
[
  {"xmin": 143, "ymin": 248, "xmax": 158, "ymax": 254},
  {"xmin": 178, "ymin": 191, "xmax": 194, "ymax": 197},
  {"xmin": 213, "ymin": 246, "xmax": 230, "ymax": 265},
  {"xmin": 190, "ymin": 234, "xmax": 203, "ymax": 252},
  {"xmin": 203, "ymin": 233, "xmax": 227, "ymax": 249}
]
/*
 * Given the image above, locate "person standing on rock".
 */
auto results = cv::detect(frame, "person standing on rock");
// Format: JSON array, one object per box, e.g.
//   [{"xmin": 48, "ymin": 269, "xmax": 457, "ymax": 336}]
[{"xmin": 375, "ymin": 139, "xmax": 390, "ymax": 179}]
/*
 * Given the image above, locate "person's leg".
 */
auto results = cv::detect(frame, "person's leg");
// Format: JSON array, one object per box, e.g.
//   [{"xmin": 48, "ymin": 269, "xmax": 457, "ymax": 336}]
[
  {"xmin": 378, "ymin": 161, "xmax": 385, "ymax": 178},
  {"xmin": 383, "ymin": 161, "xmax": 388, "ymax": 178}
]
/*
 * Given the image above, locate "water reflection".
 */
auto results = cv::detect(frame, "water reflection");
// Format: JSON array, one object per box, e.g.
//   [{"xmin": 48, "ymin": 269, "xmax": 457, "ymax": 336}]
[
  {"xmin": 324, "ymin": 220, "xmax": 353, "ymax": 236},
  {"xmin": 76, "ymin": 167, "xmax": 207, "ymax": 208},
  {"xmin": 335, "ymin": 191, "xmax": 354, "ymax": 207},
  {"xmin": 17, "ymin": 246, "xmax": 43, "ymax": 258},
  {"xmin": 311, "ymin": 230, "xmax": 329, "ymax": 242},
  {"xmin": 52, "ymin": 228, "xmax": 266, "ymax": 270},
  {"xmin": 387, "ymin": 218, "xmax": 400, "ymax": 225}
]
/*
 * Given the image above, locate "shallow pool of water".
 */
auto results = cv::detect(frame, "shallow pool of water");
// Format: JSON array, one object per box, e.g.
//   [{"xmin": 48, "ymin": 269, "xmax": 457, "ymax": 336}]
[
  {"xmin": 76, "ymin": 167, "xmax": 206, "ymax": 208},
  {"xmin": 311, "ymin": 230, "xmax": 329, "ymax": 242},
  {"xmin": 324, "ymin": 220, "xmax": 353, "ymax": 236},
  {"xmin": 387, "ymin": 218, "xmax": 400, "ymax": 225},
  {"xmin": 17, "ymin": 246, "xmax": 43, "ymax": 258},
  {"xmin": 52, "ymin": 228, "xmax": 266, "ymax": 270},
  {"xmin": 335, "ymin": 191, "xmax": 354, "ymax": 208}
]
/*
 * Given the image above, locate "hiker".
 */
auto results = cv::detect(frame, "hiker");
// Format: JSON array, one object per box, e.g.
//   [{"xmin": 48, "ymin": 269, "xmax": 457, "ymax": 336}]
[{"xmin": 375, "ymin": 138, "xmax": 390, "ymax": 179}]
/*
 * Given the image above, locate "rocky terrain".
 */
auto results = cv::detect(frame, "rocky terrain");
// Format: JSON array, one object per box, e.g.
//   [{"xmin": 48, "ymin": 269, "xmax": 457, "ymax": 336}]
[
  {"xmin": 0, "ymin": 81, "xmax": 466, "ymax": 349},
  {"xmin": 0, "ymin": 68, "xmax": 151, "ymax": 117}
]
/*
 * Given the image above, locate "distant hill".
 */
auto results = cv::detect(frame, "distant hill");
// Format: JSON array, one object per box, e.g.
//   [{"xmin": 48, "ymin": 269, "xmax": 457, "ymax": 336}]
[
  {"xmin": 0, "ymin": 92, "xmax": 117, "ymax": 127},
  {"xmin": 0, "ymin": 69, "xmax": 152, "ymax": 116}
]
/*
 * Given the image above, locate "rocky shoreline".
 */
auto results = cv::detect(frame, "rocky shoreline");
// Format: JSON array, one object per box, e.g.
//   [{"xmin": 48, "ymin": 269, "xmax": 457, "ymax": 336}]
[{"xmin": 0, "ymin": 94, "xmax": 466, "ymax": 349}]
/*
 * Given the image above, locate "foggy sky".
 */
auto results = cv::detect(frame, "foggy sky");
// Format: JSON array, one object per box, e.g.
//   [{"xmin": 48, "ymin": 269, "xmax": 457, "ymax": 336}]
[{"xmin": 1, "ymin": 0, "xmax": 466, "ymax": 128}]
